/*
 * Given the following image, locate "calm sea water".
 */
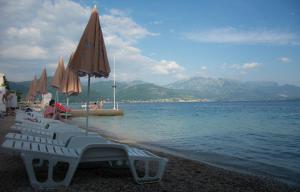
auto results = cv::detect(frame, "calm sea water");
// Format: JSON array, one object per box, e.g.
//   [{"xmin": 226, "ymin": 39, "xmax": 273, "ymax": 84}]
[{"xmin": 70, "ymin": 101, "xmax": 300, "ymax": 186}]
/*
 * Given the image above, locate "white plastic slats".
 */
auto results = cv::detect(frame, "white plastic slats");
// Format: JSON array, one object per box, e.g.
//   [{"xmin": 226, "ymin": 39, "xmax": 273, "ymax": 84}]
[
  {"xmin": 61, "ymin": 148, "xmax": 79, "ymax": 158},
  {"xmin": 46, "ymin": 145, "xmax": 55, "ymax": 154},
  {"xmin": 1, "ymin": 139, "xmax": 15, "ymax": 149},
  {"xmin": 54, "ymin": 146, "xmax": 64, "ymax": 155},
  {"xmin": 31, "ymin": 143, "xmax": 39, "ymax": 152},
  {"xmin": 34, "ymin": 137, "xmax": 41, "ymax": 143},
  {"xmin": 21, "ymin": 135, "xmax": 27, "ymax": 140},
  {"xmin": 14, "ymin": 141, "xmax": 23, "ymax": 150},
  {"xmin": 28, "ymin": 135, "xmax": 34, "ymax": 142},
  {"xmin": 39, "ymin": 144, "xmax": 47, "ymax": 153},
  {"xmin": 40, "ymin": 137, "xmax": 46, "ymax": 143},
  {"xmin": 23, "ymin": 142, "xmax": 31, "ymax": 151}
]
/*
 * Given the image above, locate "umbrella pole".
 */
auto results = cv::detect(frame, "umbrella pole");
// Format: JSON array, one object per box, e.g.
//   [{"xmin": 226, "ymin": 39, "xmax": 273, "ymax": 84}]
[
  {"xmin": 56, "ymin": 90, "xmax": 59, "ymax": 103},
  {"xmin": 65, "ymin": 94, "xmax": 68, "ymax": 119},
  {"xmin": 85, "ymin": 75, "xmax": 91, "ymax": 134}
]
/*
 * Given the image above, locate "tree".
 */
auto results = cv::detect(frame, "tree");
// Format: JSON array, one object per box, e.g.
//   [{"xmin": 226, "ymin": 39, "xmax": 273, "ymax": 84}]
[{"xmin": 3, "ymin": 76, "xmax": 10, "ymax": 90}]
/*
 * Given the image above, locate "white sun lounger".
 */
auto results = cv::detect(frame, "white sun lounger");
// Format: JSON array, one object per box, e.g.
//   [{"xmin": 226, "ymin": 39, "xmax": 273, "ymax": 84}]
[
  {"xmin": 2, "ymin": 136, "xmax": 168, "ymax": 189},
  {"xmin": 2, "ymin": 139, "xmax": 80, "ymax": 189}
]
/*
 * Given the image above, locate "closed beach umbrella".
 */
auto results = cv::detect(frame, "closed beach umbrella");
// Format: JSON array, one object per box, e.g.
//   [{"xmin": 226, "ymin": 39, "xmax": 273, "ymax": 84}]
[
  {"xmin": 51, "ymin": 57, "xmax": 65, "ymax": 103},
  {"xmin": 60, "ymin": 53, "xmax": 82, "ymax": 96},
  {"xmin": 26, "ymin": 81, "xmax": 34, "ymax": 101},
  {"xmin": 51, "ymin": 57, "xmax": 65, "ymax": 89},
  {"xmin": 26, "ymin": 76, "xmax": 37, "ymax": 101},
  {"xmin": 36, "ymin": 68, "xmax": 48, "ymax": 108},
  {"xmin": 36, "ymin": 68, "xmax": 48, "ymax": 95},
  {"xmin": 69, "ymin": 6, "xmax": 110, "ymax": 129}
]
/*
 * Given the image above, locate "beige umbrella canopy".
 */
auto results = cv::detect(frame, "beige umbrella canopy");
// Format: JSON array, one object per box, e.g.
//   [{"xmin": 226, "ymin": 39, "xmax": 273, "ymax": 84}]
[
  {"xmin": 26, "ymin": 76, "xmax": 37, "ymax": 101},
  {"xmin": 69, "ymin": 6, "xmax": 110, "ymax": 129},
  {"xmin": 60, "ymin": 53, "xmax": 82, "ymax": 96},
  {"xmin": 36, "ymin": 68, "xmax": 48, "ymax": 95},
  {"xmin": 51, "ymin": 57, "xmax": 65, "ymax": 89},
  {"xmin": 69, "ymin": 7, "xmax": 110, "ymax": 77}
]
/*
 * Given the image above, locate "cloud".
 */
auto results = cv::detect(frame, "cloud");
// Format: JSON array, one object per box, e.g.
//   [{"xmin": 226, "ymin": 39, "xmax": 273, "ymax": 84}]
[
  {"xmin": 279, "ymin": 57, "xmax": 290, "ymax": 63},
  {"xmin": 153, "ymin": 60, "xmax": 184, "ymax": 75},
  {"xmin": 228, "ymin": 62, "xmax": 260, "ymax": 72},
  {"xmin": 242, "ymin": 62, "xmax": 260, "ymax": 70},
  {"xmin": 150, "ymin": 21, "xmax": 163, "ymax": 25},
  {"xmin": 0, "ymin": 45, "xmax": 47, "ymax": 60},
  {"xmin": 0, "ymin": 0, "xmax": 184, "ymax": 83},
  {"xmin": 185, "ymin": 27, "xmax": 299, "ymax": 45}
]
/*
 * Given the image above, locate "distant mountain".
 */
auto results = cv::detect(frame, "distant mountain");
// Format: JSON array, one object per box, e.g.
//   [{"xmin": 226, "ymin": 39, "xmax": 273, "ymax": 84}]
[
  {"xmin": 167, "ymin": 76, "xmax": 300, "ymax": 101},
  {"xmin": 8, "ymin": 76, "xmax": 300, "ymax": 102}
]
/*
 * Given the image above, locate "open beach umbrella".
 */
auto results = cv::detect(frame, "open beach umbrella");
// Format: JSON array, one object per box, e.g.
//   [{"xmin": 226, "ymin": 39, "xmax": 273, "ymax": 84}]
[
  {"xmin": 69, "ymin": 6, "xmax": 110, "ymax": 130},
  {"xmin": 51, "ymin": 57, "xmax": 65, "ymax": 103},
  {"xmin": 36, "ymin": 68, "xmax": 48, "ymax": 108},
  {"xmin": 60, "ymin": 53, "xmax": 82, "ymax": 105}
]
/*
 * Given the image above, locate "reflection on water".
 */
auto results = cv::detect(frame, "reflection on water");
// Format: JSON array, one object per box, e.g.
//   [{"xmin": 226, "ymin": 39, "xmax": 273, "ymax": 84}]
[{"xmin": 70, "ymin": 101, "xmax": 300, "ymax": 186}]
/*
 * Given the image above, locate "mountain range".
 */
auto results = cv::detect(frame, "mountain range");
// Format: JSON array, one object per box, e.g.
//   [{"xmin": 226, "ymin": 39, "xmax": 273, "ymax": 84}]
[{"xmin": 9, "ymin": 76, "xmax": 300, "ymax": 102}]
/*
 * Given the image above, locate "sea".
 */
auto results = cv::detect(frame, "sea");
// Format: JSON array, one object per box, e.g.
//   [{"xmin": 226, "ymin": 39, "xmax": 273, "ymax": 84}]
[{"xmin": 70, "ymin": 100, "xmax": 300, "ymax": 186}]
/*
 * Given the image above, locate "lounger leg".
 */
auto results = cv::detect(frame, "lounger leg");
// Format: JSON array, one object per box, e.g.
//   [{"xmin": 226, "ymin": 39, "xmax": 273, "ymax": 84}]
[
  {"xmin": 21, "ymin": 153, "xmax": 79, "ymax": 189},
  {"xmin": 128, "ymin": 157, "xmax": 167, "ymax": 184}
]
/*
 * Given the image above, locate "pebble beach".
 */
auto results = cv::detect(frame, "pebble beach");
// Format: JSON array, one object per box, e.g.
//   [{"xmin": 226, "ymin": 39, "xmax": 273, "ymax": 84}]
[{"xmin": 0, "ymin": 115, "xmax": 298, "ymax": 192}]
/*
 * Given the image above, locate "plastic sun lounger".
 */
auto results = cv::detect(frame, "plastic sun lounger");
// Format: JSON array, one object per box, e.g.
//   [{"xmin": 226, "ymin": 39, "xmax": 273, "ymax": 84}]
[
  {"xmin": 5, "ymin": 132, "xmax": 108, "ymax": 147},
  {"xmin": 12, "ymin": 121, "xmax": 82, "ymax": 133},
  {"xmin": 5, "ymin": 133, "xmax": 65, "ymax": 146},
  {"xmin": 65, "ymin": 136, "xmax": 168, "ymax": 184},
  {"xmin": 2, "ymin": 135, "xmax": 168, "ymax": 188},
  {"xmin": 1, "ymin": 139, "xmax": 80, "ymax": 189}
]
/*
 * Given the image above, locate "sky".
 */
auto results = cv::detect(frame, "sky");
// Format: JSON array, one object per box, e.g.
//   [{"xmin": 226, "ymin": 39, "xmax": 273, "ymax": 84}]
[{"xmin": 0, "ymin": 0, "xmax": 299, "ymax": 86}]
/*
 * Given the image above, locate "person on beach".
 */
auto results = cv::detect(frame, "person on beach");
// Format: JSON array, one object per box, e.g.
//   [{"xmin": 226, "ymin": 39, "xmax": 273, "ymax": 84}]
[
  {"xmin": 2, "ymin": 89, "xmax": 11, "ymax": 116},
  {"xmin": 90, "ymin": 102, "xmax": 98, "ymax": 110},
  {"xmin": 98, "ymin": 97, "xmax": 104, "ymax": 109},
  {"xmin": 44, "ymin": 99, "xmax": 64, "ymax": 121}
]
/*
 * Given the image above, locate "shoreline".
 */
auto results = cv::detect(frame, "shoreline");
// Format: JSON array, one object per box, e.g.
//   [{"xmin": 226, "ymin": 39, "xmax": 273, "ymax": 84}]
[
  {"xmin": 0, "ymin": 116, "xmax": 298, "ymax": 191},
  {"xmin": 69, "ymin": 121, "xmax": 300, "ymax": 188}
]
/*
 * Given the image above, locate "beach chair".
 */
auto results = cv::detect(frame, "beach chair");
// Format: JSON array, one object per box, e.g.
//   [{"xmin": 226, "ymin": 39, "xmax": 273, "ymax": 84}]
[
  {"xmin": 5, "ymin": 132, "xmax": 107, "ymax": 147},
  {"xmin": 1, "ymin": 139, "xmax": 80, "ymax": 189},
  {"xmin": 3, "ymin": 135, "xmax": 168, "ymax": 187},
  {"xmin": 67, "ymin": 136, "xmax": 168, "ymax": 184}
]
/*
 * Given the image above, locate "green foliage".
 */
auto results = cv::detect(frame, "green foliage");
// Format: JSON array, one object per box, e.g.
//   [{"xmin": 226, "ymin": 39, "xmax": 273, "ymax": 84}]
[{"xmin": 3, "ymin": 76, "xmax": 10, "ymax": 90}]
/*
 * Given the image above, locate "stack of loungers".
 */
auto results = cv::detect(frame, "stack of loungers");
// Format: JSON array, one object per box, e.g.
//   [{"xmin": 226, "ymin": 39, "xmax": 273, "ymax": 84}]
[{"xmin": 1, "ymin": 110, "xmax": 168, "ymax": 190}]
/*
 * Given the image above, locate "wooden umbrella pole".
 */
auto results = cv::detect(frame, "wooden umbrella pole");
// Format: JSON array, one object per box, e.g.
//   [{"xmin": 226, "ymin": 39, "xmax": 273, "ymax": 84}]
[{"xmin": 86, "ymin": 74, "xmax": 91, "ymax": 134}]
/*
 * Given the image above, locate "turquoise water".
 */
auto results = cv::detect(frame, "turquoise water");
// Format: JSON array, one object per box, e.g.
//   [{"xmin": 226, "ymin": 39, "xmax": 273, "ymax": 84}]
[{"xmin": 70, "ymin": 101, "xmax": 300, "ymax": 186}]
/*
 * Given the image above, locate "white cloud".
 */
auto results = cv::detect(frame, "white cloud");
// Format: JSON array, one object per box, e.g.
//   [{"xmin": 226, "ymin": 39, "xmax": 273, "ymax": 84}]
[
  {"xmin": 185, "ymin": 27, "xmax": 299, "ymax": 45},
  {"xmin": 153, "ymin": 60, "xmax": 184, "ymax": 75},
  {"xmin": 0, "ymin": 1, "xmax": 184, "ymax": 83},
  {"xmin": 279, "ymin": 57, "xmax": 290, "ymax": 63},
  {"xmin": 228, "ymin": 62, "xmax": 260, "ymax": 71},
  {"xmin": 201, "ymin": 66, "xmax": 207, "ymax": 70},
  {"xmin": 0, "ymin": 45, "xmax": 47, "ymax": 60},
  {"xmin": 242, "ymin": 62, "xmax": 260, "ymax": 70}
]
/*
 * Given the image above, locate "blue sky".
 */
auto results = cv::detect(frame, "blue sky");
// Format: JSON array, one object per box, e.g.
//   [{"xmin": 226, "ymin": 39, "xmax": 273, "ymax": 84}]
[{"xmin": 0, "ymin": 0, "xmax": 299, "ymax": 85}]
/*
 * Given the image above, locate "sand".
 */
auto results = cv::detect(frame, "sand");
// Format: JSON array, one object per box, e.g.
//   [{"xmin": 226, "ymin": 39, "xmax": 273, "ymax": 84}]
[{"xmin": 0, "ymin": 115, "xmax": 299, "ymax": 192}]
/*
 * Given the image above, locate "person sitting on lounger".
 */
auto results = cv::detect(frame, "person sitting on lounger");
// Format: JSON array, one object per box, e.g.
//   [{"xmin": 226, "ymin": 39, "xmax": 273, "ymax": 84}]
[{"xmin": 44, "ymin": 99, "xmax": 64, "ymax": 121}]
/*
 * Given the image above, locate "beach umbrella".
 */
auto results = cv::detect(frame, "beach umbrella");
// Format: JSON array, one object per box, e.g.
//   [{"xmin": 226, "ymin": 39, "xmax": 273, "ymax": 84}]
[
  {"xmin": 69, "ymin": 6, "xmax": 110, "ymax": 130},
  {"xmin": 60, "ymin": 53, "xmax": 82, "ymax": 105},
  {"xmin": 26, "ymin": 76, "xmax": 37, "ymax": 101},
  {"xmin": 26, "ymin": 79, "xmax": 34, "ymax": 101},
  {"xmin": 36, "ymin": 68, "xmax": 48, "ymax": 108},
  {"xmin": 51, "ymin": 57, "xmax": 65, "ymax": 103},
  {"xmin": 36, "ymin": 68, "xmax": 48, "ymax": 95}
]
